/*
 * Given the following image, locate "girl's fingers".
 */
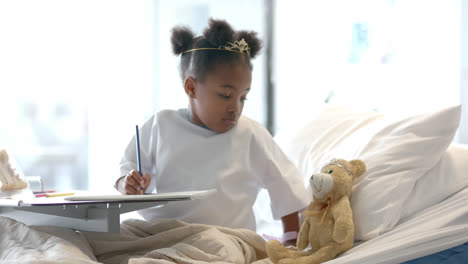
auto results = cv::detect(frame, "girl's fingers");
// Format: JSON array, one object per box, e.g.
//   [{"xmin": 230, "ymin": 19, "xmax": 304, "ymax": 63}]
[
  {"xmin": 143, "ymin": 173, "xmax": 151, "ymax": 187},
  {"xmin": 126, "ymin": 170, "xmax": 151, "ymax": 194},
  {"xmin": 125, "ymin": 174, "xmax": 137, "ymax": 188},
  {"xmin": 141, "ymin": 173, "xmax": 151, "ymax": 192},
  {"xmin": 125, "ymin": 174, "xmax": 142, "ymax": 193},
  {"xmin": 125, "ymin": 181, "xmax": 138, "ymax": 194},
  {"xmin": 130, "ymin": 170, "xmax": 145, "ymax": 187}
]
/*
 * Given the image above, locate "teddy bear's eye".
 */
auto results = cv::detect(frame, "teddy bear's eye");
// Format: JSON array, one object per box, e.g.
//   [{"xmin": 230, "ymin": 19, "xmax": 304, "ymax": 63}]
[{"xmin": 327, "ymin": 169, "xmax": 333, "ymax": 174}]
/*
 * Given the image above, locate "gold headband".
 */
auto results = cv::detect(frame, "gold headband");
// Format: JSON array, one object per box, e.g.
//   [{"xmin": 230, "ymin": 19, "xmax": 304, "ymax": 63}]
[{"xmin": 182, "ymin": 38, "xmax": 250, "ymax": 57}]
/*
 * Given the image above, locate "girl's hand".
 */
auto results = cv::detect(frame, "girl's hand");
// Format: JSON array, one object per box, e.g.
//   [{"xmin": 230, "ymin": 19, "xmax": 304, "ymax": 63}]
[{"xmin": 124, "ymin": 169, "xmax": 151, "ymax": 194}]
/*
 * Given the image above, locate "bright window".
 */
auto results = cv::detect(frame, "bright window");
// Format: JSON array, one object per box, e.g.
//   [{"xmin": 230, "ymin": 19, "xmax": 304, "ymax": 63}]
[
  {"xmin": 0, "ymin": 0, "xmax": 266, "ymax": 192},
  {"xmin": 274, "ymin": 0, "xmax": 461, "ymax": 133}
]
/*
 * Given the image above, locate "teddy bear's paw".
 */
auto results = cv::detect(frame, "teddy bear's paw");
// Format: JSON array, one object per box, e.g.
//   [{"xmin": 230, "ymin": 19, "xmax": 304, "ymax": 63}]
[{"xmin": 266, "ymin": 240, "xmax": 291, "ymax": 263}]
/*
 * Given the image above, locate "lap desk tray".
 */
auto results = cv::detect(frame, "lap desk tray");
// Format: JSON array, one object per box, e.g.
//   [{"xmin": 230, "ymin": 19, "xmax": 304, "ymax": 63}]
[{"xmin": 0, "ymin": 189, "xmax": 215, "ymax": 233}]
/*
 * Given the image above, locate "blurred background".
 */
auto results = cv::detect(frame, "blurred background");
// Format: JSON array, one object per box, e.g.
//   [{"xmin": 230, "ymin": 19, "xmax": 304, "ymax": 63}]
[{"xmin": 0, "ymin": 0, "xmax": 467, "ymax": 192}]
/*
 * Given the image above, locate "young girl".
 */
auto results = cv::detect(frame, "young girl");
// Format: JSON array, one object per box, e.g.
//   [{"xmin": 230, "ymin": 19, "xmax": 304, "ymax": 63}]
[{"xmin": 114, "ymin": 19, "xmax": 309, "ymax": 245}]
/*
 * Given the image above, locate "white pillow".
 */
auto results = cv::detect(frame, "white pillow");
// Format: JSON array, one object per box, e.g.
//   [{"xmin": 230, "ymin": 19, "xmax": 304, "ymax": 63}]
[
  {"xmin": 400, "ymin": 144, "xmax": 468, "ymax": 220},
  {"xmin": 275, "ymin": 104, "xmax": 461, "ymax": 240}
]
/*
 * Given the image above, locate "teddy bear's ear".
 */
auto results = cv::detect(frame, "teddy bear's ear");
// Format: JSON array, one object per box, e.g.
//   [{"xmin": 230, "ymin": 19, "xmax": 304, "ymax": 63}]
[{"xmin": 349, "ymin": 159, "xmax": 366, "ymax": 179}]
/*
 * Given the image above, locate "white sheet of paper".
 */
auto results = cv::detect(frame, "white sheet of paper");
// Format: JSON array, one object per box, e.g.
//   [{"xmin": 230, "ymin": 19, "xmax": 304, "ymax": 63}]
[{"xmin": 64, "ymin": 189, "xmax": 217, "ymax": 202}]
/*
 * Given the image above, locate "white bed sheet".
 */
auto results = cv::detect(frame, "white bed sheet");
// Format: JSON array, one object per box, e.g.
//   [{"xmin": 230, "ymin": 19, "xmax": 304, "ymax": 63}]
[
  {"xmin": 255, "ymin": 185, "xmax": 468, "ymax": 264},
  {"xmin": 1, "ymin": 187, "xmax": 467, "ymax": 263},
  {"xmin": 327, "ymin": 186, "xmax": 468, "ymax": 263}
]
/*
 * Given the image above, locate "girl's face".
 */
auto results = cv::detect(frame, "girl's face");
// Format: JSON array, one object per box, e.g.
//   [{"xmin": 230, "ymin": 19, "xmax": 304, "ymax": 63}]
[{"xmin": 187, "ymin": 62, "xmax": 252, "ymax": 133}]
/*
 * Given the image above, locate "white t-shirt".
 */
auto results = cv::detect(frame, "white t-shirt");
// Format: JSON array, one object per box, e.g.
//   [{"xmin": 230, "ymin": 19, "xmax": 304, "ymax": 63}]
[{"xmin": 119, "ymin": 109, "xmax": 309, "ymax": 230}]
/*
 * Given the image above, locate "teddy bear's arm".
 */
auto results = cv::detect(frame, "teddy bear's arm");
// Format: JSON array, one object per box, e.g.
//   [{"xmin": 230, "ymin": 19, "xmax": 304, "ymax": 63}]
[
  {"xmin": 297, "ymin": 217, "xmax": 310, "ymax": 250},
  {"xmin": 332, "ymin": 199, "xmax": 354, "ymax": 244}
]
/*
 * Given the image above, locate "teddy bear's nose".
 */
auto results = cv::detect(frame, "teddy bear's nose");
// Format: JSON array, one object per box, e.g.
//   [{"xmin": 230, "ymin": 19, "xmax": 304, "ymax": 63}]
[{"xmin": 310, "ymin": 175, "xmax": 314, "ymax": 180}]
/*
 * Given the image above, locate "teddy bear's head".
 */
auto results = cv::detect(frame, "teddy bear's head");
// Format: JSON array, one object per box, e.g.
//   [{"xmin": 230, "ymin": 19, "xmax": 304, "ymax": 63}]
[{"xmin": 310, "ymin": 159, "xmax": 366, "ymax": 203}]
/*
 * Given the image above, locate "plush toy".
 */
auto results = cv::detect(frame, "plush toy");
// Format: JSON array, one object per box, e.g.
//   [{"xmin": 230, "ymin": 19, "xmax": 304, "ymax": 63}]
[
  {"xmin": 0, "ymin": 149, "xmax": 28, "ymax": 191},
  {"xmin": 266, "ymin": 159, "xmax": 366, "ymax": 264}
]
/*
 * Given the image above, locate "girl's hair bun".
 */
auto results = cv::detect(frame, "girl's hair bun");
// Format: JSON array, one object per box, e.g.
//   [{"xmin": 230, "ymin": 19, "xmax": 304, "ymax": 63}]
[
  {"xmin": 203, "ymin": 18, "xmax": 235, "ymax": 47},
  {"xmin": 235, "ymin": 30, "xmax": 262, "ymax": 59},
  {"xmin": 171, "ymin": 26, "xmax": 195, "ymax": 55}
]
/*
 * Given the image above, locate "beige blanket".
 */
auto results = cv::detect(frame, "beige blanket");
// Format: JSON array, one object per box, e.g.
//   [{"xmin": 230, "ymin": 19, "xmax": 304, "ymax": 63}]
[
  {"xmin": 0, "ymin": 216, "xmax": 270, "ymax": 264},
  {"xmin": 0, "ymin": 216, "xmax": 97, "ymax": 264}
]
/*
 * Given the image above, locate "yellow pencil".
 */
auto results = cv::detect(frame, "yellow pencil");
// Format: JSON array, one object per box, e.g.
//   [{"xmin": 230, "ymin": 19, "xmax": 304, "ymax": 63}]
[{"xmin": 46, "ymin": 192, "xmax": 75, "ymax": 198}]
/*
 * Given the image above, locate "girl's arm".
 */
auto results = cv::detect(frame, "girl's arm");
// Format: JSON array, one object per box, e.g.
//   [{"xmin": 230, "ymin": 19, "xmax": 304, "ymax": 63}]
[
  {"xmin": 281, "ymin": 211, "xmax": 300, "ymax": 246},
  {"xmin": 118, "ymin": 114, "xmax": 158, "ymax": 194}
]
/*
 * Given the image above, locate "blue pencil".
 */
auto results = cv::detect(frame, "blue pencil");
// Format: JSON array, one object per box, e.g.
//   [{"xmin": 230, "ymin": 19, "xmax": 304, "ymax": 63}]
[{"xmin": 135, "ymin": 125, "xmax": 143, "ymax": 191}]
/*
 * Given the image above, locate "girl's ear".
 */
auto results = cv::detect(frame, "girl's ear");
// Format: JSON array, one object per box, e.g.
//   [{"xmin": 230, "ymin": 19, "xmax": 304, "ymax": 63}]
[{"xmin": 184, "ymin": 77, "xmax": 196, "ymax": 98}]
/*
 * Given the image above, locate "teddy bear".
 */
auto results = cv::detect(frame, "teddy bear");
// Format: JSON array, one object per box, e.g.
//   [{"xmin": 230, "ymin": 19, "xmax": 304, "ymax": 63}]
[
  {"xmin": 0, "ymin": 149, "xmax": 28, "ymax": 191},
  {"xmin": 266, "ymin": 158, "xmax": 366, "ymax": 264}
]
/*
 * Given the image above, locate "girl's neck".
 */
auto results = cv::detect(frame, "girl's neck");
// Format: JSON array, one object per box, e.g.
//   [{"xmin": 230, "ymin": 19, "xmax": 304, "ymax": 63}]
[{"xmin": 185, "ymin": 108, "xmax": 210, "ymax": 130}]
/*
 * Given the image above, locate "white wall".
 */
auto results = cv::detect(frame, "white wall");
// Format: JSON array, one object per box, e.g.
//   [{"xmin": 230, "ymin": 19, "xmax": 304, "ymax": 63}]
[
  {"xmin": 85, "ymin": 1, "xmax": 155, "ymax": 192},
  {"xmin": 274, "ymin": 0, "xmax": 462, "ymax": 135}
]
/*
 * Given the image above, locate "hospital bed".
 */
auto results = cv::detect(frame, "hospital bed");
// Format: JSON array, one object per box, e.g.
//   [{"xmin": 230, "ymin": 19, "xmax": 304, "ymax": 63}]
[
  {"xmin": 1, "ymin": 104, "xmax": 467, "ymax": 264},
  {"xmin": 255, "ymin": 103, "xmax": 468, "ymax": 263}
]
